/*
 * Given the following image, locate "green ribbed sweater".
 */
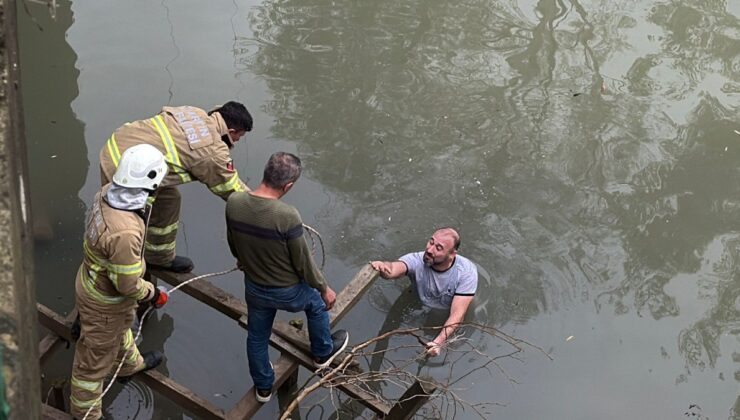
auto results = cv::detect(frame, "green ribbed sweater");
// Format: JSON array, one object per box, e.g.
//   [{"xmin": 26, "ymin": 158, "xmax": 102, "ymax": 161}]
[{"xmin": 225, "ymin": 192, "xmax": 327, "ymax": 292}]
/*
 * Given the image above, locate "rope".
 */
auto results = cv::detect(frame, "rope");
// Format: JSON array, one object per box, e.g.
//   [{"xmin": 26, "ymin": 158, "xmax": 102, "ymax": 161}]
[
  {"xmin": 303, "ymin": 224, "xmax": 325, "ymax": 271},
  {"xmin": 81, "ymin": 267, "xmax": 238, "ymax": 420},
  {"xmin": 82, "ymin": 226, "xmax": 325, "ymax": 419}
]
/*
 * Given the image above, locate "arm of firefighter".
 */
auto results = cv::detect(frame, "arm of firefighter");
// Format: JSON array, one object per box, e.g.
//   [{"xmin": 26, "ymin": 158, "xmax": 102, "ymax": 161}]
[
  {"xmin": 190, "ymin": 154, "xmax": 249, "ymax": 200},
  {"xmin": 285, "ymin": 217, "xmax": 327, "ymax": 293},
  {"xmin": 107, "ymin": 231, "xmax": 155, "ymax": 301}
]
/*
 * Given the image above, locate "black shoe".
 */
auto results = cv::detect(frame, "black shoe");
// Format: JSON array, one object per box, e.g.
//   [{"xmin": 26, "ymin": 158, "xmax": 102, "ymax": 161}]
[
  {"xmin": 255, "ymin": 388, "xmax": 272, "ymax": 403},
  {"xmin": 148, "ymin": 256, "xmax": 194, "ymax": 273},
  {"xmin": 118, "ymin": 351, "xmax": 164, "ymax": 384},
  {"xmin": 313, "ymin": 330, "xmax": 349, "ymax": 369}
]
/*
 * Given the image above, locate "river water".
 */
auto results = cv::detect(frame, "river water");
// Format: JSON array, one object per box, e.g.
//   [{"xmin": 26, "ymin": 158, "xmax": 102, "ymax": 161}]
[{"xmin": 19, "ymin": 0, "xmax": 740, "ymax": 419}]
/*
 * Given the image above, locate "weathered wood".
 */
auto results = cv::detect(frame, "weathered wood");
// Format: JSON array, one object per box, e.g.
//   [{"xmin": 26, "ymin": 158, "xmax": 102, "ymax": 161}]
[
  {"xmin": 41, "ymin": 403, "xmax": 73, "ymax": 420},
  {"xmin": 37, "ymin": 304, "xmax": 73, "ymax": 342},
  {"xmin": 3, "ymin": 0, "xmax": 42, "ymax": 414},
  {"xmin": 150, "ymin": 267, "xmax": 388, "ymax": 415},
  {"xmin": 384, "ymin": 379, "xmax": 437, "ymax": 420},
  {"xmin": 37, "ymin": 304, "xmax": 226, "ymax": 419},
  {"xmin": 226, "ymin": 353, "xmax": 298, "ymax": 420},
  {"xmin": 48, "ymin": 381, "xmax": 66, "ymax": 413},
  {"xmin": 268, "ymin": 335, "xmax": 392, "ymax": 415},
  {"xmin": 139, "ymin": 370, "xmax": 226, "ymax": 420},
  {"xmin": 149, "ymin": 269, "xmax": 247, "ymax": 321},
  {"xmin": 329, "ymin": 264, "xmax": 378, "ymax": 325},
  {"xmin": 39, "ymin": 309, "xmax": 77, "ymax": 365}
]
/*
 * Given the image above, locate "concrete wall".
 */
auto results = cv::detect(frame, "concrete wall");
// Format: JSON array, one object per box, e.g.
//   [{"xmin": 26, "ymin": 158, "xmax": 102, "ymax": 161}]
[{"xmin": 0, "ymin": 0, "xmax": 41, "ymax": 418}]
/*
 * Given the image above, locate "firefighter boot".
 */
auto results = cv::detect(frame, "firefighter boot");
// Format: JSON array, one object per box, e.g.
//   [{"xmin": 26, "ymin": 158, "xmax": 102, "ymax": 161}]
[
  {"xmin": 149, "ymin": 255, "xmax": 194, "ymax": 273},
  {"xmin": 118, "ymin": 351, "xmax": 164, "ymax": 384}
]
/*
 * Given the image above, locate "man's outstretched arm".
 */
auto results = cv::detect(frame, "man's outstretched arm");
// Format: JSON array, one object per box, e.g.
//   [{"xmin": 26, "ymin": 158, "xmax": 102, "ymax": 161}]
[{"xmin": 370, "ymin": 260, "xmax": 408, "ymax": 279}]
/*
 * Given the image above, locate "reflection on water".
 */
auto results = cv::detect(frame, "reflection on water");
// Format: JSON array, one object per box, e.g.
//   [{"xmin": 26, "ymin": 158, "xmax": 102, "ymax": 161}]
[
  {"xmin": 20, "ymin": 0, "xmax": 740, "ymax": 418},
  {"xmin": 242, "ymin": 0, "xmax": 739, "ymax": 416}
]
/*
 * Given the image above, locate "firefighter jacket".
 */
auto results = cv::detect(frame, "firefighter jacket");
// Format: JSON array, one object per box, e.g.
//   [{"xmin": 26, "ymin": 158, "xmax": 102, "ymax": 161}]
[
  {"xmin": 99, "ymin": 106, "xmax": 248, "ymax": 199},
  {"xmin": 78, "ymin": 184, "xmax": 155, "ymax": 308}
]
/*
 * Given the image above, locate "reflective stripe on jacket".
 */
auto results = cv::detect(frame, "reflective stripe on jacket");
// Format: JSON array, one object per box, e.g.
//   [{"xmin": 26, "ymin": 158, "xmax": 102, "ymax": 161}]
[
  {"xmin": 78, "ymin": 185, "xmax": 155, "ymax": 305},
  {"xmin": 99, "ymin": 106, "xmax": 248, "ymax": 199}
]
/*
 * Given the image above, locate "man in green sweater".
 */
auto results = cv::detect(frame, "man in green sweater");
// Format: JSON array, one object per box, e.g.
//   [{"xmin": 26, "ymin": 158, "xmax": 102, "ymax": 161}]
[{"xmin": 226, "ymin": 152, "xmax": 348, "ymax": 403}]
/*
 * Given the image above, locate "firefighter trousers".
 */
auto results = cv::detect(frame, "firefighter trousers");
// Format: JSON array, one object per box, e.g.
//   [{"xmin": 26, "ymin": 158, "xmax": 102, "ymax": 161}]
[
  {"xmin": 70, "ymin": 279, "xmax": 145, "ymax": 419},
  {"xmin": 144, "ymin": 186, "xmax": 180, "ymax": 266}
]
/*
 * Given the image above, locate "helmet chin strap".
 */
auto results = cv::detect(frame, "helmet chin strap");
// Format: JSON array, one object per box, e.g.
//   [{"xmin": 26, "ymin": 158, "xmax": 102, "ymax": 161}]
[{"xmin": 105, "ymin": 183, "xmax": 150, "ymax": 211}]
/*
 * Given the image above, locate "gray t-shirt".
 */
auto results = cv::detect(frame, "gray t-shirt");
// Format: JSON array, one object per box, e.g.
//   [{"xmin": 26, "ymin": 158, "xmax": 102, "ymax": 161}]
[{"xmin": 399, "ymin": 252, "xmax": 478, "ymax": 310}]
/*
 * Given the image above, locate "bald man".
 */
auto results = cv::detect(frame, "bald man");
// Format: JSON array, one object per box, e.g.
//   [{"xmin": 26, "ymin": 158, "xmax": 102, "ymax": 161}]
[{"xmin": 371, "ymin": 228, "xmax": 478, "ymax": 357}]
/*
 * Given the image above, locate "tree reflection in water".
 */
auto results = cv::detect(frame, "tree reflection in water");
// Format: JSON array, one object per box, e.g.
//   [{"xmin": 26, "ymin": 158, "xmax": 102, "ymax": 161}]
[{"xmin": 237, "ymin": 0, "xmax": 739, "ymax": 414}]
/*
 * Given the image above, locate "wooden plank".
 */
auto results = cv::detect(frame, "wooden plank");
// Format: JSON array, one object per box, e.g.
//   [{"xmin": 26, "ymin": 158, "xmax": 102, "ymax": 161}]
[
  {"xmin": 37, "ymin": 304, "xmax": 226, "ymax": 419},
  {"xmin": 225, "ymin": 354, "xmax": 298, "ymax": 420},
  {"xmin": 148, "ymin": 268, "xmax": 388, "ymax": 415},
  {"xmin": 41, "ymin": 403, "xmax": 73, "ymax": 420},
  {"xmin": 148, "ymin": 269, "xmax": 247, "ymax": 321},
  {"xmin": 139, "ymin": 370, "xmax": 226, "ymax": 420},
  {"xmin": 385, "ymin": 379, "xmax": 437, "ymax": 420},
  {"xmin": 37, "ymin": 304, "xmax": 72, "ymax": 341},
  {"xmin": 329, "ymin": 264, "xmax": 378, "ymax": 325},
  {"xmin": 39, "ymin": 309, "xmax": 77, "ymax": 365},
  {"xmin": 267, "ymin": 335, "xmax": 391, "ymax": 415}
]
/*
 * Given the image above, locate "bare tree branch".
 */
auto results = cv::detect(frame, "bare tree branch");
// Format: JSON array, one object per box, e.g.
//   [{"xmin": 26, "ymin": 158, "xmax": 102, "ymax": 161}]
[{"xmin": 279, "ymin": 323, "xmax": 551, "ymax": 419}]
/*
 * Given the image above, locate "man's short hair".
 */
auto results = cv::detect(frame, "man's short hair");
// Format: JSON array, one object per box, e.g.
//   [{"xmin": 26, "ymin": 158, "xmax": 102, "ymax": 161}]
[
  {"xmin": 210, "ymin": 101, "xmax": 253, "ymax": 132},
  {"xmin": 263, "ymin": 152, "xmax": 302, "ymax": 189},
  {"xmin": 435, "ymin": 227, "xmax": 461, "ymax": 250}
]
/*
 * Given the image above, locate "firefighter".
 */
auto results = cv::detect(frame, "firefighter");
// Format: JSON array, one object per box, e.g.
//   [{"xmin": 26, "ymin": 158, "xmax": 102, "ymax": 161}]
[
  {"xmin": 99, "ymin": 101, "xmax": 253, "ymax": 273},
  {"xmin": 70, "ymin": 144, "xmax": 171, "ymax": 419}
]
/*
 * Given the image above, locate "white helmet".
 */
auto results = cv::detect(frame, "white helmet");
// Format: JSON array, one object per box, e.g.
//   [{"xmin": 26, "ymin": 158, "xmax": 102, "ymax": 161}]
[{"xmin": 112, "ymin": 144, "xmax": 168, "ymax": 190}]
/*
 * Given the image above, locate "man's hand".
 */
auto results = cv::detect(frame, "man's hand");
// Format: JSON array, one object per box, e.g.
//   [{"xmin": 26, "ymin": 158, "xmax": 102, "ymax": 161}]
[
  {"xmin": 370, "ymin": 261, "xmax": 393, "ymax": 278},
  {"xmin": 321, "ymin": 287, "xmax": 337, "ymax": 310},
  {"xmin": 425, "ymin": 341, "xmax": 442, "ymax": 357}
]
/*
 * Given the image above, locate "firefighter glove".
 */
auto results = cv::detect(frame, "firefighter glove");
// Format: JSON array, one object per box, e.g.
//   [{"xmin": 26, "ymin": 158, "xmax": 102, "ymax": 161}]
[{"xmin": 151, "ymin": 285, "xmax": 169, "ymax": 308}]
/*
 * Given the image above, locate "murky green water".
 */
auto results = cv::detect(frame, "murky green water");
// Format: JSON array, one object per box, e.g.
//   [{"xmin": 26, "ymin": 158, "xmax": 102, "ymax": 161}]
[{"xmin": 20, "ymin": 0, "xmax": 740, "ymax": 418}]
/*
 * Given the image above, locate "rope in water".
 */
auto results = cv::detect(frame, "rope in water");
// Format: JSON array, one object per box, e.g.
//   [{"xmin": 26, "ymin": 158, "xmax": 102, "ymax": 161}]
[{"xmin": 82, "ymin": 224, "xmax": 325, "ymax": 419}]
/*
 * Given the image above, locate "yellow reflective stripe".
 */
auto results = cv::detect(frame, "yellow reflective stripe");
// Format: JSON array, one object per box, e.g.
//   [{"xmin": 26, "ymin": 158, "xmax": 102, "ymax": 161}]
[
  {"xmin": 85, "ymin": 240, "xmax": 142, "ymax": 276},
  {"xmin": 70, "ymin": 395, "xmax": 101, "ymax": 409},
  {"xmin": 150, "ymin": 116, "xmax": 192, "ymax": 183},
  {"xmin": 132, "ymin": 282, "xmax": 150, "ymax": 301},
  {"xmin": 209, "ymin": 172, "xmax": 243, "ymax": 194},
  {"xmin": 146, "ymin": 195, "xmax": 156, "ymax": 205},
  {"xmin": 145, "ymin": 241, "xmax": 176, "ymax": 251},
  {"xmin": 71, "ymin": 376, "xmax": 101, "ymax": 393},
  {"xmin": 106, "ymin": 135, "xmax": 122, "ymax": 167},
  {"xmin": 109, "ymin": 272, "xmax": 119, "ymax": 290},
  {"xmin": 121, "ymin": 330, "xmax": 140, "ymax": 364},
  {"xmin": 83, "ymin": 240, "xmax": 104, "ymax": 267},
  {"xmin": 148, "ymin": 222, "xmax": 179, "ymax": 236},
  {"xmin": 108, "ymin": 261, "xmax": 143, "ymax": 275},
  {"xmin": 81, "ymin": 269, "xmax": 126, "ymax": 305},
  {"xmin": 122, "ymin": 329, "xmax": 134, "ymax": 349}
]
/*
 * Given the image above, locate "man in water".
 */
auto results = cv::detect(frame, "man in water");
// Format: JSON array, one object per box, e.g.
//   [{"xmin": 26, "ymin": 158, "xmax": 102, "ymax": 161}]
[{"xmin": 371, "ymin": 227, "xmax": 477, "ymax": 356}]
